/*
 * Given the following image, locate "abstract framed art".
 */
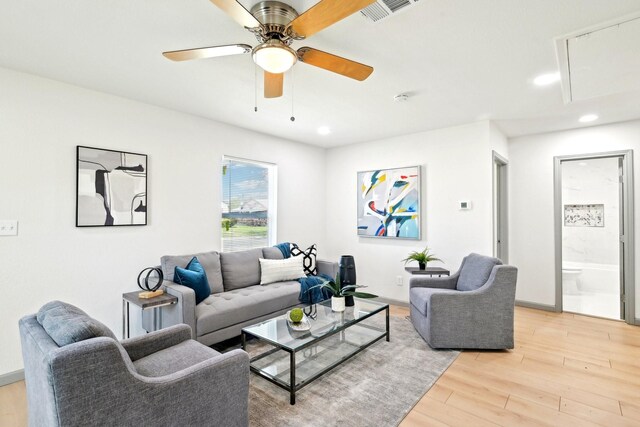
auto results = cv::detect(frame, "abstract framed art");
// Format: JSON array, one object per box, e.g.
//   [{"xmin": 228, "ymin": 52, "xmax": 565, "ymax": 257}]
[
  {"xmin": 564, "ymin": 204, "xmax": 604, "ymax": 227},
  {"xmin": 76, "ymin": 146, "xmax": 148, "ymax": 227},
  {"xmin": 357, "ymin": 166, "xmax": 421, "ymax": 239}
]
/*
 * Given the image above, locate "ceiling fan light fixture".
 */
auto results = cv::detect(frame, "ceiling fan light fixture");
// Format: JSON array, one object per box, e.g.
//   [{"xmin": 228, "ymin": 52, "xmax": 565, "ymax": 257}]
[{"xmin": 253, "ymin": 40, "xmax": 297, "ymax": 74}]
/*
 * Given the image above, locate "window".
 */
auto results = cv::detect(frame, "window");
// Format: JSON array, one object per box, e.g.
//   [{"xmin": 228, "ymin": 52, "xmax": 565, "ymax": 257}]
[{"xmin": 221, "ymin": 156, "xmax": 277, "ymax": 252}]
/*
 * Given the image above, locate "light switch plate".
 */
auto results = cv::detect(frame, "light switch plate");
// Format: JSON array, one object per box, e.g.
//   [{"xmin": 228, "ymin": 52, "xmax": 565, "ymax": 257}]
[{"xmin": 0, "ymin": 220, "xmax": 18, "ymax": 236}]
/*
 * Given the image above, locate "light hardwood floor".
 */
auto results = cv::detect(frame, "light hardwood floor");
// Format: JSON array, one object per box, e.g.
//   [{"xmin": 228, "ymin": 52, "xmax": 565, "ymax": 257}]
[
  {"xmin": 399, "ymin": 306, "xmax": 640, "ymax": 427},
  {"xmin": 3, "ymin": 306, "xmax": 640, "ymax": 426},
  {"xmin": 0, "ymin": 380, "xmax": 26, "ymax": 427}
]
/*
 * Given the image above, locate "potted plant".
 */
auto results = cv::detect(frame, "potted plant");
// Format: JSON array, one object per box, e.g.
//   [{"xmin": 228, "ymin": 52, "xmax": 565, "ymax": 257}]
[
  {"xmin": 402, "ymin": 247, "xmax": 441, "ymax": 270},
  {"xmin": 312, "ymin": 273, "xmax": 377, "ymax": 312}
]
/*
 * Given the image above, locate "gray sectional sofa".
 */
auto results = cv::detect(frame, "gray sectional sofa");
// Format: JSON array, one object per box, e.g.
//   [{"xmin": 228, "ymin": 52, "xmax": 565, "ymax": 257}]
[{"xmin": 145, "ymin": 246, "xmax": 338, "ymax": 345}]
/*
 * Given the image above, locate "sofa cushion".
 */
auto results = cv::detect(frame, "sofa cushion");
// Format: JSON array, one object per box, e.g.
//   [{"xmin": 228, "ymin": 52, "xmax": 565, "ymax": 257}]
[
  {"xmin": 220, "ymin": 248, "xmax": 264, "ymax": 291},
  {"xmin": 195, "ymin": 281, "xmax": 301, "ymax": 336},
  {"xmin": 133, "ymin": 340, "xmax": 220, "ymax": 377},
  {"xmin": 161, "ymin": 251, "xmax": 224, "ymax": 294},
  {"xmin": 36, "ymin": 301, "xmax": 116, "ymax": 347},
  {"xmin": 262, "ymin": 247, "xmax": 285, "ymax": 260},
  {"xmin": 409, "ymin": 288, "xmax": 457, "ymax": 316},
  {"xmin": 174, "ymin": 257, "xmax": 211, "ymax": 305},
  {"xmin": 457, "ymin": 253, "xmax": 502, "ymax": 291}
]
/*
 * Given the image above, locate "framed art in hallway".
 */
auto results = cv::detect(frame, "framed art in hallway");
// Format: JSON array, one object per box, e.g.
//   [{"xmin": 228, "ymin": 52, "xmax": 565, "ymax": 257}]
[
  {"xmin": 563, "ymin": 203, "xmax": 604, "ymax": 227},
  {"xmin": 357, "ymin": 165, "xmax": 421, "ymax": 239},
  {"xmin": 76, "ymin": 146, "xmax": 147, "ymax": 227}
]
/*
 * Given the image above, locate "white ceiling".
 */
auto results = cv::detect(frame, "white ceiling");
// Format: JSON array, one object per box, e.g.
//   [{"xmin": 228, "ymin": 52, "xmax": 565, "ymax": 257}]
[{"xmin": 1, "ymin": 0, "xmax": 640, "ymax": 147}]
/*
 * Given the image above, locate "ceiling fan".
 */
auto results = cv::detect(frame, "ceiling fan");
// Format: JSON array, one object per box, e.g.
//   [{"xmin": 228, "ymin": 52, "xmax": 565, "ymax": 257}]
[{"xmin": 162, "ymin": 0, "xmax": 376, "ymax": 98}]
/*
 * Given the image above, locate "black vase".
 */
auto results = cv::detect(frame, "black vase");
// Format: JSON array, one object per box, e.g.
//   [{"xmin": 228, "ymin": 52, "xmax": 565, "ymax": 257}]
[
  {"xmin": 418, "ymin": 262, "xmax": 426, "ymax": 270},
  {"xmin": 339, "ymin": 255, "xmax": 357, "ymax": 307}
]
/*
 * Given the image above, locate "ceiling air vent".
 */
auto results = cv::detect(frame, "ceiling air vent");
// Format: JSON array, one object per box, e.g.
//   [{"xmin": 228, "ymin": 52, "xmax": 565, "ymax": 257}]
[
  {"xmin": 361, "ymin": 0, "xmax": 419, "ymax": 23},
  {"xmin": 555, "ymin": 12, "xmax": 640, "ymax": 103}
]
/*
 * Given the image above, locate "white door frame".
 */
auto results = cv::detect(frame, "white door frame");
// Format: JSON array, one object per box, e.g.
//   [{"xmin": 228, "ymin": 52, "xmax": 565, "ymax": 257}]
[
  {"xmin": 493, "ymin": 151, "xmax": 508, "ymax": 262},
  {"xmin": 553, "ymin": 150, "xmax": 635, "ymax": 324}
]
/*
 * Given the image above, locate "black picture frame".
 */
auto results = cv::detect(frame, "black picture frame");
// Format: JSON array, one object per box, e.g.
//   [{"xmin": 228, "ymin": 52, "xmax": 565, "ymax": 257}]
[{"xmin": 76, "ymin": 145, "xmax": 148, "ymax": 227}]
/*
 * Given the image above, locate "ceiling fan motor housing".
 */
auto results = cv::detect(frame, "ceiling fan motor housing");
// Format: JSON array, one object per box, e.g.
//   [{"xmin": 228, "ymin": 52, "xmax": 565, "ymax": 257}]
[{"xmin": 250, "ymin": 1, "xmax": 299, "ymax": 41}]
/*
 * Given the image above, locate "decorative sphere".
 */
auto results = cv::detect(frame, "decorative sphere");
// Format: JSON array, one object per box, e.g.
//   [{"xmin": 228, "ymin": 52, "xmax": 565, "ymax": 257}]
[{"xmin": 290, "ymin": 308, "xmax": 304, "ymax": 323}]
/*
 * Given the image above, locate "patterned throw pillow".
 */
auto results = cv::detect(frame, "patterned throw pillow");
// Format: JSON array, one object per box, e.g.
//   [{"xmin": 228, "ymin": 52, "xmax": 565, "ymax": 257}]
[{"xmin": 291, "ymin": 243, "xmax": 317, "ymax": 276}]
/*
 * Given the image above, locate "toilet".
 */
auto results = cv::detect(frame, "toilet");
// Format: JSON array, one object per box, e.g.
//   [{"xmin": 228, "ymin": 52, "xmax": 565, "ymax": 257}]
[{"xmin": 562, "ymin": 267, "xmax": 583, "ymax": 294}]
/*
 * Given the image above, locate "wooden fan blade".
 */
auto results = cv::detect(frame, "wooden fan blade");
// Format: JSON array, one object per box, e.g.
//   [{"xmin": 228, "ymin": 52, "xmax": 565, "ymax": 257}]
[
  {"xmin": 264, "ymin": 71, "xmax": 284, "ymax": 98},
  {"xmin": 288, "ymin": 0, "xmax": 375, "ymax": 38},
  {"xmin": 209, "ymin": 0, "xmax": 262, "ymax": 29},
  {"xmin": 163, "ymin": 44, "xmax": 252, "ymax": 61},
  {"xmin": 297, "ymin": 47, "xmax": 373, "ymax": 81}
]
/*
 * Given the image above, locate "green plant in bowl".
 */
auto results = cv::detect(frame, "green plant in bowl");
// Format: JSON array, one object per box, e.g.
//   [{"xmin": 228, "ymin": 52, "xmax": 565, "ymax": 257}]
[
  {"xmin": 310, "ymin": 272, "xmax": 378, "ymax": 299},
  {"xmin": 402, "ymin": 247, "xmax": 442, "ymax": 269}
]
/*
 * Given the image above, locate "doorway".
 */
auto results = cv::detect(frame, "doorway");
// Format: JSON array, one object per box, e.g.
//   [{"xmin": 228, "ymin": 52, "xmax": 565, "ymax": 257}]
[
  {"xmin": 493, "ymin": 151, "xmax": 508, "ymax": 262},
  {"xmin": 554, "ymin": 151, "xmax": 635, "ymax": 323}
]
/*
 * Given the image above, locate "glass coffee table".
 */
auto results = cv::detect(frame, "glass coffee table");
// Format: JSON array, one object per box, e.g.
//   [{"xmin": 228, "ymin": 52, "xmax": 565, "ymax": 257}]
[{"xmin": 241, "ymin": 298, "xmax": 390, "ymax": 404}]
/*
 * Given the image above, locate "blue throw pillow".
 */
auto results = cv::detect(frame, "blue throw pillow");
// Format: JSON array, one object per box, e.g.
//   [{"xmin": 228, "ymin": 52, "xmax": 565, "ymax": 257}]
[{"xmin": 174, "ymin": 257, "xmax": 211, "ymax": 305}]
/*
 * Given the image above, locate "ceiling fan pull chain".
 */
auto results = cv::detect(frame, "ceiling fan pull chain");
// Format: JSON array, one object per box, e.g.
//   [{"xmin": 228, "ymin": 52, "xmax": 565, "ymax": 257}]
[
  {"xmin": 290, "ymin": 68, "xmax": 295, "ymax": 122},
  {"xmin": 254, "ymin": 63, "xmax": 258, "ymax": 112}
]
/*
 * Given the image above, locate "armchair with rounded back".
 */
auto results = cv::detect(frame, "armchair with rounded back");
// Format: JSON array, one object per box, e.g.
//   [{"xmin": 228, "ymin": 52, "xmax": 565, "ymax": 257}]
[{"xmin": 19, "ymin": 301, "xmax": 250, "ymax": 427}]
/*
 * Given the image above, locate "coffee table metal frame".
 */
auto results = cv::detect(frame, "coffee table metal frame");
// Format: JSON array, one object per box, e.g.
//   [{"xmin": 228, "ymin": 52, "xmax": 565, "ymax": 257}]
[{"xmin": 241, "ymin": 299, "xmax": 390, "ymax": 405}]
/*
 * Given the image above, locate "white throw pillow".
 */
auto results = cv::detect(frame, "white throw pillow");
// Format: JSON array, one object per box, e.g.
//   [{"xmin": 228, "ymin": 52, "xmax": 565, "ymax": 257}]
[{"xmin": 259, "ymin": 257, "xmax": 306, "ymax": 285}]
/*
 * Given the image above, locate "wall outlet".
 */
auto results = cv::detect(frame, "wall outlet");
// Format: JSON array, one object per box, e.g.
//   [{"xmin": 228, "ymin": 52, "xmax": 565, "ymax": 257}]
[
  {"xmin": 396, "ymin": 275, "xmax": 403, "ymax": 286},
  {"xmin": 0, "ymin": 220, "xmax": 18, "ymax": 236}
]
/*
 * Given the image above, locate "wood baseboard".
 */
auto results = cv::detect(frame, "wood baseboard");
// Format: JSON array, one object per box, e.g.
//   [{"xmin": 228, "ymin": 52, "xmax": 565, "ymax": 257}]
[
  {"xmin": 374, "ymin": 296, "xmax": 409, "ymax": 308},
  {"xmin": 515, "ymin": 299, "xmax": 557, "ymax": 312}
]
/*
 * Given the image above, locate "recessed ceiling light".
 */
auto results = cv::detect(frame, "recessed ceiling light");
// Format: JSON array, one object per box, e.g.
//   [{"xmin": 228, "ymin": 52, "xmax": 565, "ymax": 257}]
[
  {"xmin": 578, "ymin": 162, "xmax": 588, "ymax": 167},
  {"xmin": 317, "ymin": 126, "xmax": 331, "ymax": 135},
  {"xmin": 533, "ymin": 72, "xmax": 560, "ymax": 86},
  {"xmin": 578, "ymin": 114, "xmax": 598, "ymax": 123}
]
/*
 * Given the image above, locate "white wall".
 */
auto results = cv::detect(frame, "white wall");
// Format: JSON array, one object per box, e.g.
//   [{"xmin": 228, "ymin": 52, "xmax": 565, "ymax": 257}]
[
  {"xmin": 509, "ymin": 120, "xmax": 640, "ymax": 313},
  {"xmin": 324, "ymin": 121, "xmax": 505, "ymax": 303},
  {"xmin": 489, "ymin": 121, "xmax": 509, "ymax": 157},
  {"xmin": 0, "ymin": 67, "xmax": 326, "ymax": 376}
]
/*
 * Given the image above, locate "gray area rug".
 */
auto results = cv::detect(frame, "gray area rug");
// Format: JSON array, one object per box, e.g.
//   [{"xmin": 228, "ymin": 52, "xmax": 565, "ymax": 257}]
[{"xmin": 246, "ymin": 316, "xmax": 459, "ymax": 427}]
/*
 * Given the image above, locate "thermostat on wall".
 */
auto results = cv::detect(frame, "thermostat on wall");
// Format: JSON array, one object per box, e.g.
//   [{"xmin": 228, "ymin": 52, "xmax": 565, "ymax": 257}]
[{"xmin": 458, "ymin": 201, "xmax": 472, "ymax": 210}]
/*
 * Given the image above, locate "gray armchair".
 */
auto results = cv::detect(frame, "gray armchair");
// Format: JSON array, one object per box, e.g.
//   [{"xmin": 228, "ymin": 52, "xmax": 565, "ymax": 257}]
[
  {"xmin": 19, "ymin": 301, "xmax": 249, "ymax": 427},
  {"xmin": 409, "ymin": 253, "xmax": 517, "ymax": 349}
]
